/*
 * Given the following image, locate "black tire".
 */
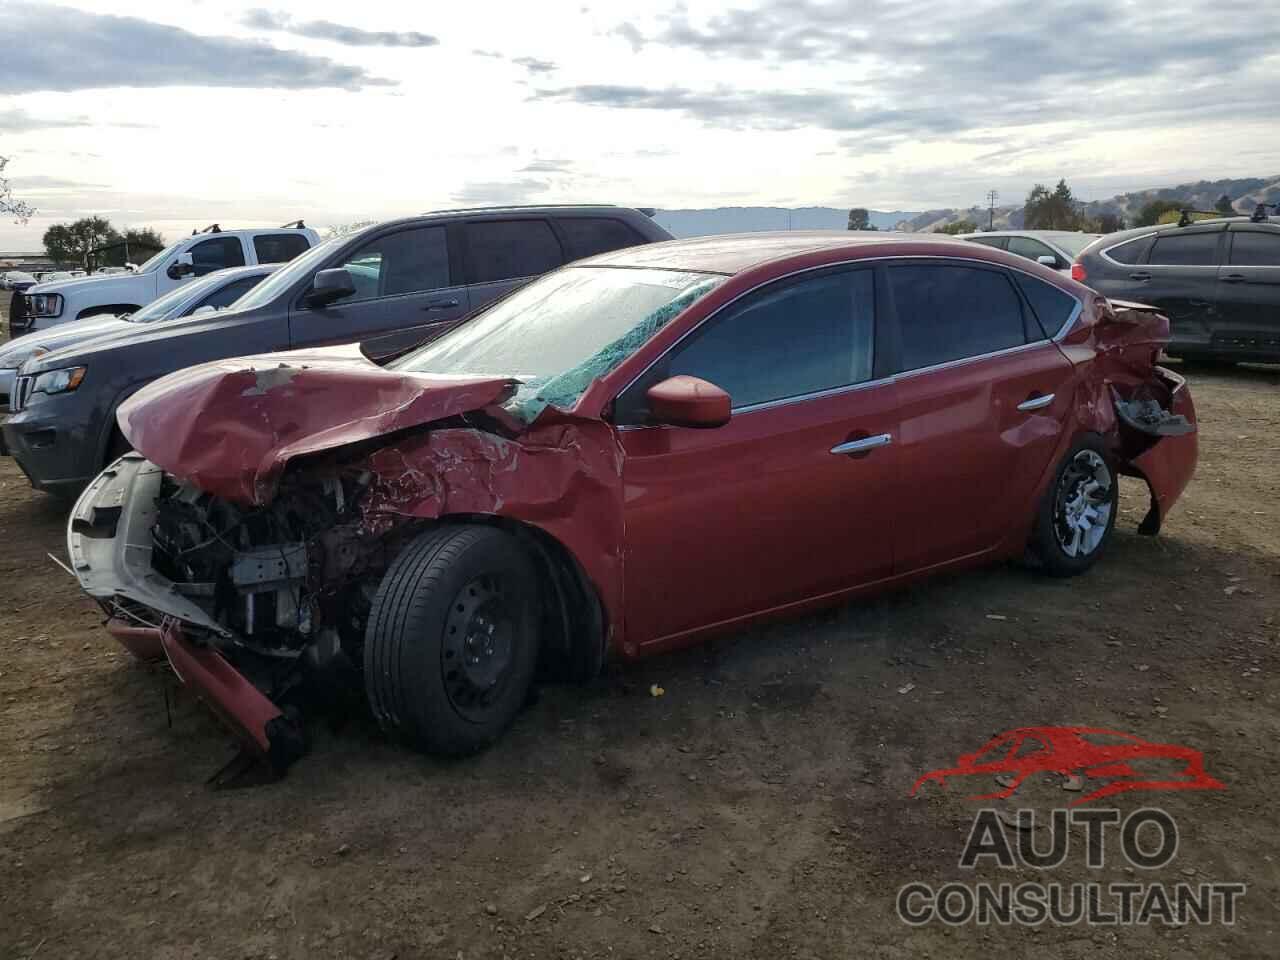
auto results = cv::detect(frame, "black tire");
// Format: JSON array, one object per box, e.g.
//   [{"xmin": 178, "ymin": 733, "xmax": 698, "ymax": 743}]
[
  {"xmin": 364, "ymin": 525, "xmax": 540, "ymax": 756},
  {"xmin": 1028, "ymin": 435, "xmax": 1119, "ymax": 577}
]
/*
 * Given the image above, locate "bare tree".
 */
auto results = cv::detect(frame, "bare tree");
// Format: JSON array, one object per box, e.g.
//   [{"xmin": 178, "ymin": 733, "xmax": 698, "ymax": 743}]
[{"xmin": 0, "ymin": 154, "xmax": 36, "ymax": 224}]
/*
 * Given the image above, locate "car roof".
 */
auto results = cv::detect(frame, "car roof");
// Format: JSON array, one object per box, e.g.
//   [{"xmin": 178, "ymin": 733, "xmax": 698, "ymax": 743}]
[
  {"xmin": 578, "ymin": 230, "xmax": 970, "ymax": 274},
  {"xmin": 960, "ymin": 230, "xmax": 1099, "ymax": 240}
]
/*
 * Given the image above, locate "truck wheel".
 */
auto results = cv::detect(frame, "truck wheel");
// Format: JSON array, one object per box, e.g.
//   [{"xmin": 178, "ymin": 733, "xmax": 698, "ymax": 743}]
[
  {"xmin": 1028, "ymin": 436, "xmax": 1118, "ymax": 577},
  {"xmin": 364, "ymin": 525, "xmax": 540, "ymax": 756}
]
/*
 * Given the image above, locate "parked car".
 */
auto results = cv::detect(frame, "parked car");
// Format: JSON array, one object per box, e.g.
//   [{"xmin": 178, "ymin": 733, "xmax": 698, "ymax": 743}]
[
  {"xmin": 5, "ymin": 205, "xmax": 670, "ymax": 497},
  {"xmin": 65, "ymin": 231, "xmax": 1197, "ymax": 770},
  {"xmin": 8, "ymin": 222, "xmax": 319, "ymax": 338},
  {"xmin": 2, "ymin": 271, "xmax": 37, "ymax": 292},
  {"xmin": 960, "ymin": 230, "xmax": 1100, "ymax": 273},
  {"xmin": 1073, "ymin": 208, "xmax": 1280, "ymax": 362},
  {"xmin": 0, "ymin": 264, "xmax": 278, "ymax": 408}
]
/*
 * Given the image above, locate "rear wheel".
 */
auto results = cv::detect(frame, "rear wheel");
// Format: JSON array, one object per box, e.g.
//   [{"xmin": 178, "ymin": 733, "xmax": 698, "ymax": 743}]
[
  {"xmin": 1029, "ymin": 436, "xmax": 1118, "ymax": 577},
  {"xmin": 364, "ymin": 525, "xmax": 540, "ymax": 756}
]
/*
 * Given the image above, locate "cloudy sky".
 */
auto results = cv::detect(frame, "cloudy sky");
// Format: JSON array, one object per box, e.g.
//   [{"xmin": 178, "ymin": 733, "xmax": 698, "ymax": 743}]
[{"xmin": 1, "ymin": 0, "xmax": 1277, "ymax": 248}]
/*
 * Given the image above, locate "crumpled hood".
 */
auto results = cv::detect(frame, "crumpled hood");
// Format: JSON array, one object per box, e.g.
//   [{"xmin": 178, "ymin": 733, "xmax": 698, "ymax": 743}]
[{"xmin": 117, "ymin": 343, "xmax": 519, "ymax": 505}]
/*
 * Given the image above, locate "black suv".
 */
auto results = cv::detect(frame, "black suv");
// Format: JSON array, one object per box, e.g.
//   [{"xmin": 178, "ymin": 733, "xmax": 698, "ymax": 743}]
[
  {"xmin": 1074, "ymin": 206, "xmax": 1280, "ymax": 362},
  {"xmin": 3, "ymin": 205, "xmax": 671, "ymax": 497}
]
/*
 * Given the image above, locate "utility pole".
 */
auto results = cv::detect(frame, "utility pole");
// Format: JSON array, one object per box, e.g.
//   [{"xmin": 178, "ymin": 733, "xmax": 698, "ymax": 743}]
[{"xmin": 985, "ymin": 190, "xmax": 998, "ymax": 231}]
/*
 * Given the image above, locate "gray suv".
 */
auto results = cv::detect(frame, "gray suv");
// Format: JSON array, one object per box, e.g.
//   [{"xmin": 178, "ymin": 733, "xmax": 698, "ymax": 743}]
[{"xmin": 2, "ymin": 205, "xmax": 671, "ymax": 496}]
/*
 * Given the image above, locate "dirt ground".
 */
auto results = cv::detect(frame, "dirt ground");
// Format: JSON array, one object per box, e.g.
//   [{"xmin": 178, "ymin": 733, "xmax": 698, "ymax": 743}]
[{"xmin": 1, "ymin": 313, "xmax": 1277, "ymax": 957}]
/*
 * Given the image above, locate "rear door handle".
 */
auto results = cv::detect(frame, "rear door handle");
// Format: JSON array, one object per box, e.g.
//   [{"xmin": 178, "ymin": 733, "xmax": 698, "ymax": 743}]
[
  {"xmin": 830, "ymin": 433, "xmax": 892, "ymax": 455},
  {"xmin": 1129, "ymin": 272, "xmax": 1151, "ymax": 281},
  {"xmin": 1017, "ymin": 393, "xmax": 1055, "ymax": 412},
  {"xmin": 422, "ymin": 298, "xmax": 460, "ymax": 311},
  {"xmin": 1221, "ymin": 273, "xmax": 1246, "ymax": 284}
]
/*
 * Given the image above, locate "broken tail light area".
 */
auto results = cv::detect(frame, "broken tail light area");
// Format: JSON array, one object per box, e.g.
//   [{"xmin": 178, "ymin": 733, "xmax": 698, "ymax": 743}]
[{"xmin": 1111, "ymin": 368, "xmax": 1198, "ymax": 535}]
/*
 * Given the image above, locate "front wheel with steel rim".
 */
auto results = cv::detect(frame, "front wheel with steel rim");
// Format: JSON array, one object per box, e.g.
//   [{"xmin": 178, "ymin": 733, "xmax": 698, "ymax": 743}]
[
  {"xmin": 1029, "ymin": 436, "xmax": 1119, "ymax": 577},
  {"xmin": 364, "ymin": 525, "xmax": 540, "ymax": 756}
]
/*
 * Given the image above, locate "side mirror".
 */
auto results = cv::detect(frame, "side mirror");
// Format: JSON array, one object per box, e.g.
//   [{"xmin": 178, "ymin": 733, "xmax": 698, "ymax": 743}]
[
  {"xmin": 646, "ymin": 375, "xmax": 731, "ymax": 428},
  {"xmin": 166, "ymin": 252, "xmax": 195, "ymax": 280},
  {"xmin": 1036, "ymin": 255, "xmax": 1059, "ymax": 268},
  {"xmin": 306, "ymin": 268, "xmax": 356, "ymax": 307}
]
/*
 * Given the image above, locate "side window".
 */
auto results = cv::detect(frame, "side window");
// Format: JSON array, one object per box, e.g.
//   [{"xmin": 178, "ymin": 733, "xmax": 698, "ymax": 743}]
[
  {"xmin": 889, "ymin": 264, "xmax": 1027, "ymax": 372},
  {"xmin": 253, "ymin": 233, "xmax": 311, "ymax": 264},
  {"xmin": 466, "ymin": 219, "xmax": 563, "ymax": 284},
  {"xmin": 326, "ymin": 226, "xmax": 450, "ymax": 305},
  {"xmin": 191, "ymin": 275, "xmax": 262, "ymax": 313},
  {"xmin": 189, "ymin": 236, "xmax": 246, "ymax": 277},
  {"xmin": 1228, "ymin": 231, "xmax": 1280, "ymax": 266},
  {"xmin": 1147, "ymin": 231, "xmax": 1220, "ymax": 266},
  {"xmin": 1006, "ymin": 236, "xmax": 1058, "ymax": 266},
  {"xmin": 1012, "ymin": 273, "xmax": 1078, "ymax": 339},
  {"xmin": 557, "ymin": 217, "xmax": 647, "ymax": 260},
  {"xmin": 663, "ymin": 269, "xmax": 875, "ymax": 411},
  {"xmin": 966, "ymin": 236, "xmax": 1008, "ymax": 250},
  {"xmin": 1105, "ymin": 236, "xmax": 1153, "ymax": 264}
]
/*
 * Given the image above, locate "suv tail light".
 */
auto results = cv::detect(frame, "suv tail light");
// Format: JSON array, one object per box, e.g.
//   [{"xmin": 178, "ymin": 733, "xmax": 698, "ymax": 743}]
[{"xmin": 1070, "ymin": 262, "xmax": 1087, "ymax": 283}]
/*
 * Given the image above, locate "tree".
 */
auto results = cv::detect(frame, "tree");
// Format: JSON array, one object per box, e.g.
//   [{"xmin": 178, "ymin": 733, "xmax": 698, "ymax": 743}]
[
  {"xmin": 847, "ymin": 208, "xmax": 877, "ymax": 231},
  {"xmin": 1, "ymin": 154, "xmax": 35, "ymax": 224},
  {"xmin": 43, "ymin": 216, "xmax": 120, "ymax": 267},
  {"xmin": 934, "ymin": 219, "xmax": 977, "ymax": 235},
  {"xmin": 1135, "ymin": 199, "xmax": 1183, "ymax": 227},
  {"xmin": 1215, "ymin": 194, "xmax": 1234, "ymax": 215},
  {"xmin": 1024, "ymin": 179, "xmax": 1079, "ymax": 230}
]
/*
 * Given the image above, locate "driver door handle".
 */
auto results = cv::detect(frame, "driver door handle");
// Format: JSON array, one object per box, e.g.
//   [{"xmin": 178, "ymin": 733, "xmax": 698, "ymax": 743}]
[
  {"xmin": 1129, "ymin": 271, "xmax": 1151, "ymax": 281},
  {"xmin": 1221, "ymin": 273, "xmax": 1246, "ymax": 284},
  {"xmin": 830, "ymin": 434, "xmax": 892, "ymax": 455},
  {"xmin": 422, "ymin": 298, "xmax": 460, "ymax": 311},
  {"xmin": 1017, "ymin": 393, "xmax": 1055, "ymax": 412}
]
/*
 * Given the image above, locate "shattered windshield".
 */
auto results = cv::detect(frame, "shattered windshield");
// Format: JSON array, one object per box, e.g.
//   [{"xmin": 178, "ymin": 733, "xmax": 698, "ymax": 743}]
[{"xmin": 394, "ymin": 266, "xmax": 724, "ymax": 421}]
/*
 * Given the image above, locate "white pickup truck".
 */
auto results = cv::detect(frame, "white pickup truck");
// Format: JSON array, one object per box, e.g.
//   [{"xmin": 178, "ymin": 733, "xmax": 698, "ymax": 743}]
[{"xmin": 9, "ymin": 223, "xmax": 319, "ymax": 337}]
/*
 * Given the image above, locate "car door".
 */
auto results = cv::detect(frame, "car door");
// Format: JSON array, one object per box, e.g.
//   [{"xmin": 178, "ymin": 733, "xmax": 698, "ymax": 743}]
[
  {"xmin": 883, "ymin": 260, "xmax": 1077, "ymax": 573},
  {"xmin": 1129, "ymin": 227, "xmax": 1225, "ymax": 348},
  {"xmin": 1218, "ymin": 226, "xmax": 1280, "ymax": 354},
  {"xmin": 462, "ymin": 218, "xmax": 566, "ymax": 311},
  {"xmin": 289, "ymin": 223, "xmax": 470, "ymax": 360},
  {"xmin": 614, "ymin": 266, "xmax": 899, "ymax": 651}
]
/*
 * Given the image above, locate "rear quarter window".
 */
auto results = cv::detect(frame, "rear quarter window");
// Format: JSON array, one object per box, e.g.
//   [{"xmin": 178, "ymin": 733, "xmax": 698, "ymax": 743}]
[
  {"xmin": 1012, "ymin": 273, "xmax": 1078, "ymax": 338},
  {"xmin": 1103, "ymin": 235, "xmax": 1153, "ymax": 265}
]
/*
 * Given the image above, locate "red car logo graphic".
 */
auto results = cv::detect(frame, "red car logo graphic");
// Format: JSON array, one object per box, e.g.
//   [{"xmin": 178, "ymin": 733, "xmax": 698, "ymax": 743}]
[{"xmin": 911, "ymin": 726, "xmax": 1225, "ymax": 806}]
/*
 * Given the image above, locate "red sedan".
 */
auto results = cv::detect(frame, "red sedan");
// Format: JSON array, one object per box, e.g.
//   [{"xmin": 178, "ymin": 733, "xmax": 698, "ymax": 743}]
[{"xmin": 67, "ymin": 232, "xmax": 1198, "ymax": 770}]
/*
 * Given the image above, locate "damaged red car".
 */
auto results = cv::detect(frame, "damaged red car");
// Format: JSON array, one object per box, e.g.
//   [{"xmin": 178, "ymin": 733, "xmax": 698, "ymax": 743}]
[{"xmin": 65, "ymin": 233, "xmax": 1198, "ymax": 771}]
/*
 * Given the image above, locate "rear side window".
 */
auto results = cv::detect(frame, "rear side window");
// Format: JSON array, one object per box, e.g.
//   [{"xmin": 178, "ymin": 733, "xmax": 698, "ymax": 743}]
[
  {"xmin": 1148, "ymin": 231, "xmax": 1220, "ymax": 266},
  {"xmin": 466, "ymin": 219, "xmax": 563, "ymax": 284},
  {"xmin": 557, "ymin": 217, "xmax": 647, "ymax": 260},
  {"xmin": 665, "ymin": 268, "xmax": 875, "ymax": 409},
  {"xmin": 966, "ymin": 236, "xmax": 1007, "ymax": 250},
  {"xmin": 189, "ymin": 236, "xmax": 246, "ymax": 277},
  {"xmin": 192, "ymin": 275, "xmax": 263, "ymax": 312},
  {"xmin": 1006, "ymin": 236, "xmax": 1059, "ymax": 266},
  {"xmin": 327, "ymin": 226, "xmax": 450, "ymax": 305},
  {"xmin": 253, "ymin": 233, "xmax": 311, "ymax": 264},
  {"xmin": 1012, "ymin": 273, "xmax": 1077, "ymax": 338},
  {"xmin": 1228, "ymin": 231, "xmax": 1280, "ymax": 266},
  {"xmin": 889, "ymin": 264, "xmax": 1027, "ymax": 371},
  {"xmin": 1104, "ymin": 236, "xmax": 1152, "ymax": 264}
]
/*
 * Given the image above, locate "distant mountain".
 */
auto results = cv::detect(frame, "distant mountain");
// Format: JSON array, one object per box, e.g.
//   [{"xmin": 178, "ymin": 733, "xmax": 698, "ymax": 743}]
[
  {"xmin": 900, "ymin": 175, "xmax": 1280, "ymax": 233},
  {"xmin": 653, "ymin": 206, "xmax": 914, "ymax": 237}
]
